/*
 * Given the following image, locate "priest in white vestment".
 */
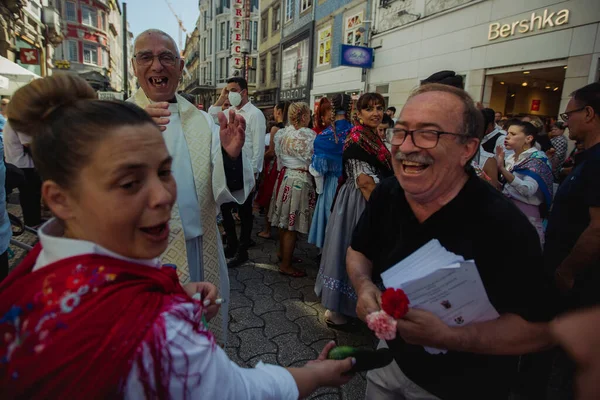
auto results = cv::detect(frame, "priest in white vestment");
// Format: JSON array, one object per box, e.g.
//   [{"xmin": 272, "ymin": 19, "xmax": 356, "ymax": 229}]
[{"xmin": 129, "ymin": 29, "xmax": 254, "ymax": 344}]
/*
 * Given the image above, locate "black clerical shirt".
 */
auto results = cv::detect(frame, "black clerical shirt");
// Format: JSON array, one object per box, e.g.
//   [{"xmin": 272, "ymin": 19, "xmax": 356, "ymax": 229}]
[{"xmin": 351, "ymin": 173, "xmax": 551, "ymax": 400}]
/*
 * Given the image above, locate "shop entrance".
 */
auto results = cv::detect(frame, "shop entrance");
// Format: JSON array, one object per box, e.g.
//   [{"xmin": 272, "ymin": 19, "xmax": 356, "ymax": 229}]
[{"xmin": 485, "ymin": 64, "xmax": 566, "ymax": 119}]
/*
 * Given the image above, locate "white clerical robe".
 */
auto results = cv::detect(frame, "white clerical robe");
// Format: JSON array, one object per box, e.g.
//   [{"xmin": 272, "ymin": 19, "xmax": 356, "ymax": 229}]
[{"xmin": 129, "ymin": 91, "xmax": 255, "ymax": 344}]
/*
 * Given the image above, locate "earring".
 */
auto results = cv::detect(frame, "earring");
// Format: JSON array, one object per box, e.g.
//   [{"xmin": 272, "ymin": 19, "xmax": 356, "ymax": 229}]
[{"xmin": 359, "ymin": 118, "xmax": 364, "ymax": 125}]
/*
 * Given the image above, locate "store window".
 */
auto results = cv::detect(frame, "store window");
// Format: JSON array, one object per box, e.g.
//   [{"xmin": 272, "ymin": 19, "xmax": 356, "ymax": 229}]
[
  {"xmin": 66, "ymin": 1, "xmax": 77, "ymax": 22},
  {"xmin": 281, "ymin": 38, "xmax": 309, "ymax": 90},
  {"xmin": 300, "ymin": 0, "xmax": 312, "ymax": 13},
  {"xmin": 68, "ymin": 40, "xmax": 78, "ymax": 62},
  {"xmin": 83, "ymin": 43, "xmax": 98, "ymax": 65},
  {"xmin": 317, "ymin": 26, "xmax": 331, "ymax": 67},
  {"xmin": 81, "ymin": 6, "xmax": 98, "ymax": 28},
  {"xmin": 345, "ymin": 12, "xmax": 364, "ymax": 46},
  {"xmin": 285, "ymin": 0, "xmax": 294, "ymax": 23}
]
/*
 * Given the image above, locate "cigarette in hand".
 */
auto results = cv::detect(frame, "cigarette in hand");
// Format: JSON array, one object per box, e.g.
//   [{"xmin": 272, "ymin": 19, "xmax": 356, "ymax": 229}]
[{"xmin": 191, "ymin": 293, "xmax": 225, "ymax": 306}]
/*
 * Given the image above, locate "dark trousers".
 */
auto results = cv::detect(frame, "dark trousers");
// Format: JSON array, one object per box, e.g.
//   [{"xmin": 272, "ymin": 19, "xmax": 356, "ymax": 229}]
[
  {"xmin": 220, "ymin": 192, "xmax": 254, "ymax": 255},
  {"xmin": 0, "ymin": 250, "xmax": 9, "ymax": 283},
  {"xmin": 19, "ymin": 168, "xmax": 42, "ymax": 227}
]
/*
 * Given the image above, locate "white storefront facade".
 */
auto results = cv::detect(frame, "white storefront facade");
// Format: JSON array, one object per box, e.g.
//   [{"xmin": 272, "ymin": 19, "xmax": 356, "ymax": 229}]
[{"xmin": 365, "ymin": 0, "xmax": 600, "ymax": 118}]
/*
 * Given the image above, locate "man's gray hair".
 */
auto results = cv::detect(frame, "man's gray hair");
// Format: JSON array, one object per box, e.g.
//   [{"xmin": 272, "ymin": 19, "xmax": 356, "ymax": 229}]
[
  {"xmin": 408, "ymin": 83, "xmax": 484, "ymax": 142},
  {"xmin": 133, "ymin": 29, "xmax": 179, "ymax": 55}
]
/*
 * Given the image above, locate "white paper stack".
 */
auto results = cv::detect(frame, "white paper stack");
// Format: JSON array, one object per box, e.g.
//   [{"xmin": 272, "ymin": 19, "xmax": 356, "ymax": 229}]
[{"xmin": 382, "ymin": 239, "xmax": 499, "ymax": 354}]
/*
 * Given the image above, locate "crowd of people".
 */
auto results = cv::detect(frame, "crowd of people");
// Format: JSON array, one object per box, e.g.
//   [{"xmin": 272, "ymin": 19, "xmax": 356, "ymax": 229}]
[{"xmin": 0, "ymin": 28, "xmax": 599, "ymax": 400}]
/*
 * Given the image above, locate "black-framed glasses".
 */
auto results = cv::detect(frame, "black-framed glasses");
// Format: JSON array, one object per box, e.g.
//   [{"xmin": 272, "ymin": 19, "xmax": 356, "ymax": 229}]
[
  {"xmin": 134, "ymin": 52, "xmax": 179, "ymax": 67},
  {"xmin": 386, "ymin": 128, "xmax": 467, "ymax": 149},
  {"xmin": 560, "ymin": 107, "xmax": 587, "ymax": 122}
]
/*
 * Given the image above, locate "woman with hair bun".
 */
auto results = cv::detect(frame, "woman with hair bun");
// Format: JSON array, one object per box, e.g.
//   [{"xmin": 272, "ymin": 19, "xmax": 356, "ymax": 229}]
[
  {"xmin": 269, "ymin": 102, "xmax": 317, "ymax": 277},
  {"xmin": 308, "ymin": 94, "xmax": 353, "ymax": 249},
  {"xmin": 0, "ymin": 75, "xmax": 354, "ymax": 399}
]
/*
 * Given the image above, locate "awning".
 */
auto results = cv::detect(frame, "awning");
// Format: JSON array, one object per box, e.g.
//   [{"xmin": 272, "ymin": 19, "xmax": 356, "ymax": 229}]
[{"xmin": 0, "ymin": 56, "xmax": 41, "ymax": 96}]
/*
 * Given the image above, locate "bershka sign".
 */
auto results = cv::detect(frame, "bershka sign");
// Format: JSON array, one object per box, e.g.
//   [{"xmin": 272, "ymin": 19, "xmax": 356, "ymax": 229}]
[{"xmin": 488, "ymin": 9, "xmax": 569, "ymax": 41}]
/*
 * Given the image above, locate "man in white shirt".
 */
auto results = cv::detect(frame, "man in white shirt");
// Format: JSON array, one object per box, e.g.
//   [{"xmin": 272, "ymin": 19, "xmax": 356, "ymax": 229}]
[
  {"xmin": 129, "ymin": 29, "xmax": 255, "ymax": 344},
  {"xmin": 3, "ymin": 121, "xmax": 42, "ymax": 227},
  {"xmin": 209, "ymin": 77, "xmax": 266, "ymax": 267}
]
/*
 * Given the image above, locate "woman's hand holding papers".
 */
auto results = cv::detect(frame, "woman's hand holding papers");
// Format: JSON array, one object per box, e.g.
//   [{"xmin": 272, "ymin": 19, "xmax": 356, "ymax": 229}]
[{"xmin": 396, "ymin": 309, "xmax": 455, "ymax": 349}]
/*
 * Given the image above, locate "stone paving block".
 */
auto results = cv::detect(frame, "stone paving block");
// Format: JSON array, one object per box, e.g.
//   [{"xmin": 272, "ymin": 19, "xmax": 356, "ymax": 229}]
[
  {"xmin": 244, "ymin": 278, "xmax": 274, "ymax": 298},
  {"xmin": 282, "ymin": 298, "xmax": 319, "ymax": 321},
  {"xmin": 236, "ymin": 265, "xmax": 264, "ymax": 282},
  {"xmin": 262, "ymin": 270, "xmax": 291, "ymax": 286},
  {"xmin": 289, "ymin": 275, "xmax": 316, "ymax": 290},
  {"xmin": 309, "ymin": 338, "xmax": 335, "ymax": 355},
  {"xmin": 307, "ymin": 387, "xmax": 340, "ymax": 399},
  {"xmin": 271, "ymin": 281, "xmax": 302, "ymax": 302},
  {"xmin": 341, "ymin": 375, "xmax": 367, "ymax": 400},
  {"xmin": 229, "ymin": 290, "xmax": 254, "ymax": 310},
  {"xmin": 225, "ymin": 346, "xmax": 247, "ymax": 368},
  {"xmin": 238, "ymin": 328, "xmax": 277, "ymax": 361},
  {"xmin": 296, "ymin": 315, "xmax": 336, "ymax": 344},
  {"xmin": 229, "ymin": 307, "xmax": 265, "ymax": 333},
  {"xmin": 246, "ymin": 353, "xmax": 279, "ymax": 368},
  {"xmin": 226, "ymin": 332, "xmax": 241, "ymax": 348},
  {"xmin": 251, "ymin": 294, "xmax": 285, "ymax": 315},
  {"xmin": 262, "ymin": 311, "xmax": 300, "ymax": 339},
  {"xmin": 298, "ymin": 284, "xmax": 321, "ymax": 304},
  {"xmin": 273, "ymin": 333, "xmax": 318, "ymax": 366},
  {"xmin": 229, "ymin": 274, "xmax": 245, "ymax": 291},
  {"xmin": 334, "ymin": 326, "xmax": 376, "ymax": 348}
]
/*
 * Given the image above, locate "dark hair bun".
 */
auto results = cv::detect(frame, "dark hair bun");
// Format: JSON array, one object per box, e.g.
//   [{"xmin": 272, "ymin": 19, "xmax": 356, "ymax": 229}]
[
  {"xmin": 421, "ymin": 70, "xmax": 464, "ymax": 89},
  {"xmin": 7, "ymin": 73, "xmax": 96, "ymax": 137}
]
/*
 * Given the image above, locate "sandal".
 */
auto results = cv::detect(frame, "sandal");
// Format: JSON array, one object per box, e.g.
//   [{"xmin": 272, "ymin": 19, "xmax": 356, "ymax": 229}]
[
  {"xmin": 278, "ymin": 268, "xmax": 307, "ymax": 278},
  {"xmin": 256, "ymin": 231, "xmax": 274, "ymax": 240}
]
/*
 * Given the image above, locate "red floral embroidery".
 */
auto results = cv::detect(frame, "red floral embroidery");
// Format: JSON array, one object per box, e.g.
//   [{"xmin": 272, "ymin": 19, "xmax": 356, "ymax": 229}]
[
  {"xmin": 288, "ymin": 213, "xmax": 296, "ymax": 227},
  {"xmin": 381, "ymin": 288, "xmax": 410, "ymax": 319},
  {"xmin": 282, "ymin": 185, "xmax": 291, "ymax": 203},
  {"xmin": 308, "ymin": 191, "xmax": 316, "ymax": 209}
]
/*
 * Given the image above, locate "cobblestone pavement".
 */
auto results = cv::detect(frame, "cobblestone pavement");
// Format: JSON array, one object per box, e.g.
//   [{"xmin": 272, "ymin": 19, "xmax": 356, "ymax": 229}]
[{"xmin": 7, "ymin": 201, "xmax": 375, "ymax": 399}]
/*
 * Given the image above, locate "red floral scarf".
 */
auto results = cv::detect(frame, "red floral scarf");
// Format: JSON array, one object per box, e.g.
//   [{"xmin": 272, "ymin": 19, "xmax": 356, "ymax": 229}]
[
  {"xmin": 0, "ymin": 244, "xmax": 211, "ymax": 399},
  {"xmin": 343, "ymin": 124, "xmax": 393, "ymax": 177}
]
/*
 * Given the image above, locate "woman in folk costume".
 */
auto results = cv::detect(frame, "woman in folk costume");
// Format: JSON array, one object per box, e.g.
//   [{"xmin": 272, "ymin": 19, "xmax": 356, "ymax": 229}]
[
  {"xmin": 269, "ymin": 102, "xmax": 317, "ymax": 277},
  {"xmin": 256, "ymin": 101, "xmax": 290, "ymax": 240},
  {"xmin": 308, "ymin": 94, "xmax": 353, "ymax": 249},
  {"xmin": 312, "ymin": 96, "xmax": 332, "ymax": 135},
  {"xmin": 315, "ymin": 93, "xmax": 393, "ymax": 328},
  {"xmin": 496, "ymin": 120, "xmax": 554, "ymax": 245},
  {"xmin": 0, "ymin": 75, "xmax": 354, "ymax": 399}
]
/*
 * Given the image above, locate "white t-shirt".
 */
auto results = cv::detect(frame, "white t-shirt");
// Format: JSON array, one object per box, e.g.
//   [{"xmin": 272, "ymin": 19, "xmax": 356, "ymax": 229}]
[{"xmin": 3, "ymin": 122, "xmax": 34, "ymax": 168}]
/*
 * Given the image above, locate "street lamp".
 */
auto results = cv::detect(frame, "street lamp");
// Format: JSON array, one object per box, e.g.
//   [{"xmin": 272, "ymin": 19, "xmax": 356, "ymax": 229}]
[{"xmin": 241, "ymin": 39, "xmax": 251, "ymax": 81}]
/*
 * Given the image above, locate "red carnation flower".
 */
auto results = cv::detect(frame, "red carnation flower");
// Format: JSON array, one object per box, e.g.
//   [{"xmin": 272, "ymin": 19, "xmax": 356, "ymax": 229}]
[{"xmin": 381, "ymin": 288, "xmax": 410, "ymax": 319}]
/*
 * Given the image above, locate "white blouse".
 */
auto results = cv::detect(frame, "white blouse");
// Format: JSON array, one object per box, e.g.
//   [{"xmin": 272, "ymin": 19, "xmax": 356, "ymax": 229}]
[
  {"xmin": 35, "ymin": 219, "xmax": 299, "ymax": 400},
  {"xmin": 502, "ymin": 148, "xmax": 545, "ymax": 206},
  {"xmin": 274, "ymin": 126, "xmax": 316, "ymax": 170}
]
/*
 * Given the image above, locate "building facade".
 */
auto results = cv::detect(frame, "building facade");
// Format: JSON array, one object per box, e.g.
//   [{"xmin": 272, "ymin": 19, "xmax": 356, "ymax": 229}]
[
  {"xmin": 179, "ymin": 23, "xmax": 201, "ymax": 103},
  {"xmin": 0, "ymin": 0, "xmax": 63, "ymax": 78},
  {"xmin": 368, "ymin": 0, "xmax": 600, "ymax": 121},
  {"xmin": 52, "ymin": 0, "xmax": 119, "ymax": 92},
  {"xmin": 196, "ymin": 0, "xmax": 260, "ymax": 108},
  {"xmin": 279, "ymin": 0, "xmax": 315, "ymax": 104},
  {"xmin": 310, "ymin": 0, "xmax": 372, "ymax": 107},
  {"xmin": 254, "ymin": 0, "xmax": 282, "ymax": 111}
]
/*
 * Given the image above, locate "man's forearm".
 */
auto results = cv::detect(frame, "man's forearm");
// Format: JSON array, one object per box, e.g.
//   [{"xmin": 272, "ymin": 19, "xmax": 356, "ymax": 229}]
[
  {"xmin": 558, "ymin": 225, "xmax": 600, "ymax": 276},
  {"xmin": 346, "ymin": 247, "xmax": 375, "ymax": 293},
  {"xmin": 447, "ymin": 314, "xmax": 555, "ymax": 355}
]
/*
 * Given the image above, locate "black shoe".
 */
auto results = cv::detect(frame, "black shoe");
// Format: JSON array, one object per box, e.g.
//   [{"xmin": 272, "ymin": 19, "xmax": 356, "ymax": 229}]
[
  {"xmin": 224, "ymin": 245, "xmax": 237, "ymax": 258},
  {"xmin": 227, "ymin": 251, "xmax": 249, "ymax": 268}
]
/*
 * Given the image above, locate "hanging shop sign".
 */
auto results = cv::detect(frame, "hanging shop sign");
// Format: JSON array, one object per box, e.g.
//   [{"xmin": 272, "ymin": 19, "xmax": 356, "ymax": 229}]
[
  {"xmin": 19, "ymin": 48, "xmax": 39, "ymax": 65},
  {"xmin": 340, "ymin": 44, "xmax": 373, "ymax": 69},
  {"xmin": 231, "ymin": 0, "xmax": 244, "ymax": 72},
  {"xmin": 488, "ymin": 9, "xmax": 569, "ymax": 41}
]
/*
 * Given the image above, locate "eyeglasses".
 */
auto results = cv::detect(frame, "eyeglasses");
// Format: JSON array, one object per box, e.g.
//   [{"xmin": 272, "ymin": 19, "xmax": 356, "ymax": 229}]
[
  {"xmin": 134, "ymin": 52, "xmax": 179, "ymax": 67},
  {"xmin": 386, "ymin": 128, "xmax": 467, "ymax": 149},
  {"xmin": 560, "ymin": 106, "xmax": 586, "ymax": 122}
]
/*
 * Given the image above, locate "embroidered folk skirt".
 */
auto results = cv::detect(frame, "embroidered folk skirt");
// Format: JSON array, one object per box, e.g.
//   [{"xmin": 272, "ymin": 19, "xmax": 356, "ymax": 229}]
[
  {"xmin": 314, "ymin": 180, "xmax": 366, "ymax": 317},
  {"xmin": 268, "ymin": 168, "xmax": 316, "ymax": 234}
]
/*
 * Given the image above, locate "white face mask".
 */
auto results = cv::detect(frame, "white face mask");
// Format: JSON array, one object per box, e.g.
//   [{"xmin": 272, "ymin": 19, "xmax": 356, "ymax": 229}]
[{"xmin": 228, "ymin": 91, "xmax": 242, "ymax": 107}]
